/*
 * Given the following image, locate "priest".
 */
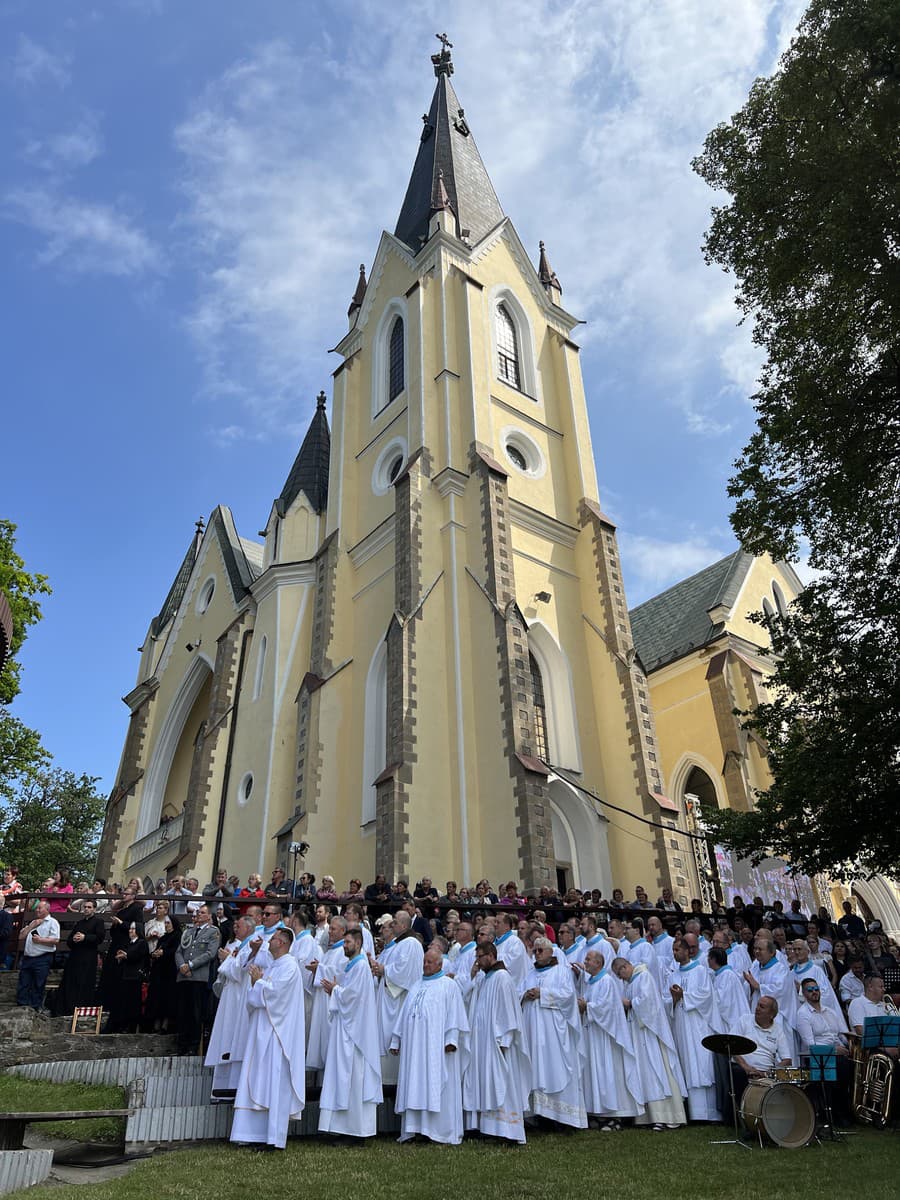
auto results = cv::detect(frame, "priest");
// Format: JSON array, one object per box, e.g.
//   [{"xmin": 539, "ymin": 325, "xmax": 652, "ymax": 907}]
[
  {"xmin": 519, "ymin": 937, "xmax": 588, "ymax": 1129},
  {"xmin": 494, "ymin": 912, "xmax": 528, "ymax": 991},
  {"xmin": 579, "ymin": 948, "xmax": 644, "ymax": 1130},
  {"xmin": 370, "ymin": 911, "xmax": 424, "ymax": 1084},
  {"xmin": 707, "ymin": 946, "xmax": 749, "ymax": 1030},
  {"xmin": 612, "ymin": 957, "xmax": 687, "ymax": 1131},
  {"xmin": 463, "ymin": 942, "xmax": 530, "ymax": 1143},
  {"xmin": 390, "ymin": 944, "xmax": 470, "ymax": 1144},
  {"xmin": 318, "ymin": 928, "xmax": 383, "ymax": 1140},
  {"xmin": 230, "ymin": 927, "xmax": 305, "ymax": 1150},
  {"xmin": 445, "ymin": 921, "xmax": 478, "ymax": 1009},
  {"xmin": 666, "ymin": 933, "xmax": 723, "ymax": 1121},
  {"xmin": 747, "ymin": 935, "xmax": 798, "ymax": 1061},
  {"xmin": 306, "ymin": 915, "xmax": 348, "ymax": 1073},
  {"xmin": 287, "ymin": 907, "xmax": 319, "ymax": 1039},
  {"xmin": 205, "ymin": 914, "xmax": 256, "ymax": 1098}
]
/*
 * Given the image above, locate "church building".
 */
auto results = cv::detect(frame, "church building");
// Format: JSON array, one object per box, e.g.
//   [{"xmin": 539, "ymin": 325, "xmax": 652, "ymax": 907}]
[{"xmin": 96, "ymin": 43, "xmax": 750, "ymax": 904}]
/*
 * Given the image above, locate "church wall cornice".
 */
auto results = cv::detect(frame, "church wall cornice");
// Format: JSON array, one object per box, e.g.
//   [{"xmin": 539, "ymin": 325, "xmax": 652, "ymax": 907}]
[{"xmin": 250, "ymin": 560, "xmax": 317, "ymax": 606}]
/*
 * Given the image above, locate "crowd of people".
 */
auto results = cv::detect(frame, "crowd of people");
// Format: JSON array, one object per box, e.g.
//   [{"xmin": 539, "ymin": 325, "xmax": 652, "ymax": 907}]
[{"xmin": 3, "ymin": 864, "xmax": 898, "ymax": 1150}]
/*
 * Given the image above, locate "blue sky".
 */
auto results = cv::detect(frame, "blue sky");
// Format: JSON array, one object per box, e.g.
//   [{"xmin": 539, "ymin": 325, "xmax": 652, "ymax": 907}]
[{"xmin": 2, "ymin": 0, "xmax": 808, "ymax": 793}]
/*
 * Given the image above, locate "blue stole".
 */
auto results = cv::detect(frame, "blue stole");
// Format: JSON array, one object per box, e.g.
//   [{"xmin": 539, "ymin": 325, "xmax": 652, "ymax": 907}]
[
  {"xmin": 715, "ymin": 964, "xmax": 733, "ymax": 976},
  {"xmin": 422, "ymin": 970, "xmax": 444, "ymax": 981},
  {"xmin": 564, "ymin": 943, "xmax": 579, "ymax": 957},
  {"xmin": 328, "ymin": 938, "xmax": 346, "ymax": 952},
  {"xmin": 344, "ymin": 953, "xmax": 364, "ymax": 972},
  {"xmin": 587, "ymin": 968, "xmax": 608, "ymax": 985},
  {"xmin": 495, "ymin": 930, "xmax": 513, "ymax": 946},
  {"xmin": 679, "ymin": 958, "xmax": 701, "ymax": 973},
  {"xmin": 459, "ymin": 941, "xmax": 475, "ymax": 954},
  {"xmin": 653, "ymin": 932, "xmax": 671, "ymax": 945},
  {"xmin": 760, "ymin": 956, "xmax": 777, "ymax": 971},
  {"xmin": 296, "ymin": 928, "xmax": 312, "ymax": 939},
  {"xmin": 586, "ymin": 933, "xmax": 606, "ymax": 947},
  {"xmin": 535, "ymin": 962, "xmax": 555, "ymax": 973},
  {"xmin": 383, "ymin": 939, "xmax": 396, "ymax": 951}
]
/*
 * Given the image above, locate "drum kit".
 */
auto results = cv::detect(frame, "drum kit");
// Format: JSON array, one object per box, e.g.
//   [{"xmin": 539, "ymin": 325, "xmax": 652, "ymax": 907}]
[{"xmin": 702, "ymin": 1033, "xmax": 817, "ymax": 1150}]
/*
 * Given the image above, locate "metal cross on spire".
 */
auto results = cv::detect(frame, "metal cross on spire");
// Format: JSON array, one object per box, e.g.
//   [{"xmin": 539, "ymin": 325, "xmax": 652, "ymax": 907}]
[{"xmin": 431, "ymin": 31, "xmax": 454, "ymax": 77}]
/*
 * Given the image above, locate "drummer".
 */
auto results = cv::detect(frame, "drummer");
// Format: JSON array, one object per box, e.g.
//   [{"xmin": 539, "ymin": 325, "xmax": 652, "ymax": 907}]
[{"xmin": 729, "ymin": 996, "xmax": 793, "ymax": 1121}]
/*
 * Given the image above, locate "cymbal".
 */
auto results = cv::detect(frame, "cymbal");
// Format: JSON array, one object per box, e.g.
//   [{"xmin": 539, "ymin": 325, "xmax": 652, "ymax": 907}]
[{"xmin": 702, "ymin": 1033, "xmax": 757, "ymax": 1056}]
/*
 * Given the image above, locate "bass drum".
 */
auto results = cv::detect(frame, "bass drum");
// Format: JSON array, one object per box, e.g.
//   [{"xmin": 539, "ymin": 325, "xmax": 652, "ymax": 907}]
[{"xmin": 740, "ymin": 1078, "xmax": 815, "ymax": 1148}]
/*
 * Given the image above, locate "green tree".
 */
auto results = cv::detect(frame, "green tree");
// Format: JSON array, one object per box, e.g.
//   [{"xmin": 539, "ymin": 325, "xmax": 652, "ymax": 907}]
[
  {"xmin": 692, "ymin": 0, "xmax": 900, "ymax": 879},
  {"xmin": 0, "ymin": 519, "xmax": 52, "ymax": 706},
  {"xmin": 0, "ymin": 768, "xmax": 106, "ymax": 885}
]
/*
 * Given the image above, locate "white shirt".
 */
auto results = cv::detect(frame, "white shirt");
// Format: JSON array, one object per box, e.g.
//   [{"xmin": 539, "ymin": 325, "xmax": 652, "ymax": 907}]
[
  {"xmin": 733, "ymin": 1012, "xmax": 793, "ymax": 1073},
  {"xmin": 795, "ymin": 1002, "xmax": 848, "ymax": 1053},
  {"xmin": 839, "ymin": 973, "xmax": 864, "ymax": 1004},
  {"xmin": 24, "ymin": 915, "xmax": 60, "ymax": 957},
  {"xmin": 848, "ymin": 995, "xmax": 886, "ymax": 1032}
]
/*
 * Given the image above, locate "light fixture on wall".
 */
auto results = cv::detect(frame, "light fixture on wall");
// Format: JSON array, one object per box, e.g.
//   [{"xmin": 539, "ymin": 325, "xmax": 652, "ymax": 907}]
[
  {"xmin": 186, "ymin": 638, "xmax": 202, "ymax": 652},
  {"xmin": 535, "ymin": 591, "xmax": 552, "ymax": 604}
]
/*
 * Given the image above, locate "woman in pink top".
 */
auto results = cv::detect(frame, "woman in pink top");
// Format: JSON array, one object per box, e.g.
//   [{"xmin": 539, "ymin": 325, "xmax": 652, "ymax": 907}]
[{"xmin": 47, "ymin": 868, "xmax": 74, "ymax": 913}]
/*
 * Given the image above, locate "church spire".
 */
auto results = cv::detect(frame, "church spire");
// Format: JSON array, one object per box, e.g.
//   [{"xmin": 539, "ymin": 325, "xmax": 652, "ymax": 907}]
[
  {"xmin": 276, "ymin": 391, "xmax": 331, "ymax": 516},
  {"xmin": 347, "ymin": 262, "xmax": 367, "ymax": 326},
  {"xmin": 538, "ymin": 240, "xmax": 562, "ymax": 302},
  {"xmin": 394, "ymin": 36, "xmax": 505, "ymax": 252}
]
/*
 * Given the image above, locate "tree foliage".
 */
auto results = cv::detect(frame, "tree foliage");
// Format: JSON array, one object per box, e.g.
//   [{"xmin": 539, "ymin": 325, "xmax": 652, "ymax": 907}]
[
  {"xmin": 0, "ymin": 519, "xmax": 52, "ymax": 706},
  {"xmin": 0, "ymin": 768, "xmax": 106, "ymax": 886},
  {"xmin": 692, "ymin": 0, "xmax": 899, "ymax": 879}
]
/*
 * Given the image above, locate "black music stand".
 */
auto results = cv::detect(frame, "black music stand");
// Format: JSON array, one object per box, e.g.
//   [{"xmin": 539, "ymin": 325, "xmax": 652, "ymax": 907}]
[
  {"xmin": 703, "ymin": 1032, "xmax": 757, "ymax": 1150},
  {"xmin": 806, "ymin": 1044, "xmax": 846, "ymax": 1142}
]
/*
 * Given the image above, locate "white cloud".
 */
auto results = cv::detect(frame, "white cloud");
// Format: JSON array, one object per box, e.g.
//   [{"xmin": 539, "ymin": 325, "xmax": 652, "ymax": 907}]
[
  {"xmin": 169, "ymin": 1, "xmax": 806, "ymax": 440},
  {"xmin": 9, "ymin": 35, "xmax": 70, "ymax": 88},
  {"xmin": 24, "ymin": 114, "xmax": 104, "ymax": 171},
  {"xmin": 619, "ymin": 531, "xmax": 732, "ymax": 602},
  {"xmin": 4, "ymin": 187, "xmax": 162, "ymax": 277}
]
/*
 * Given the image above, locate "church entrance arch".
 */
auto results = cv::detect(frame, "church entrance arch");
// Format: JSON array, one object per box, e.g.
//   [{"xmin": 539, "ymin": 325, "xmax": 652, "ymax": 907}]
[
  {"xmin": 548, "ymin": 776, "xmax": 612, "ymax": 896},
  {"xmin": 135, "ymin": 654, "xmax": 213, "ymax": 839}
]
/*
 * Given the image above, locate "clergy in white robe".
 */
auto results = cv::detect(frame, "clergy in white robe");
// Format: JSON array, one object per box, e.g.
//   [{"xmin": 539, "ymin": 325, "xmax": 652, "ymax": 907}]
[
  {"xmin": 621, "ymin": 919, "xmax": 663, "ymax": 992},
  {"xmin": 557, "ymin": 923, "xmax": 588, "ymax": 995},
  {"xmin": 445, "ymin": 922, "xmax": 478, "ymax": 1009},
  {"xmin": 707, "ymin": 947, "xmax": 749, "ymax": 1030},
  {"xmin": 306, "ymin": 916, "xmax": 348, "ymax": 1071},
  {"xmin": 788, "ymin": 942, "xmax": 843, "ymax": 1023},
  {"xmin": 613, "ymin": 958, "xmax": 687, "ymax": 1130},
  {"xmin": 371, "ymin": 912, "xmax": 424, "ymax": 1084},
  {"xmin": 463, "ymin": 942, "xmax": 530, "ymax": 1142},
  {"xmin": 579, "ymin": 949, "xmax": 644, "ymax": 1125},
  {"xmin": 519, "ymin": 938, "xmax": 588, "ymax": 1129},
  {"xmin": 647, "ymin": 916, "xmax": 675, "ymax": 972},
  {"xmin": 390, "ymin": 945, "xmax": 470, "ymax": 1144},
  {"xmin": 287, "ymin": 910, "xmax": 319, "ymax": 1042},
  {"xmin": 230, "ymin": 928, "xmax": 305, "ymax": 1149},
  {"xmin": 710, "ymin": 931, "xmax": 751, "ymax": 1003},
  {"xmin": 666, "ymin": 936, "xmax": 723, "ymax": 1121},
  {"xmin": 342, "ymin": 903, "xmax": 375, "ymax": 957},
  {"xmin": 494, "ymin": 913, "xmax": 528, "ymax": 991},
  {"xmin": 245, "ymin": 903, "xmax": 287, "ymax": 973},
  {"xmin": 747, "ymin": 940, "xmax": 798, "ymax": 1061},
  {"xmin": 318, "ymin": 929, "xmax": 383, "ymax": 1139},
  {"xmin": 205, "ymin": 916, "xmax": 256, "ymax": 1096}
]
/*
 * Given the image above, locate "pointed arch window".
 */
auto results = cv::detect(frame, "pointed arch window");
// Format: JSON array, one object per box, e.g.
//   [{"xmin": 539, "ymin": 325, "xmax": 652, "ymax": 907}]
[
  {"xmin": 530, "ymin": 652, "xmax": 548, "ymax": 762},
  {"xmin": 496, "ymin": 303, "xmax": 521, "ymax": 389},
  {"xmin": 388, "ymin": 316, "xmax": 405, "ymax": 402}
]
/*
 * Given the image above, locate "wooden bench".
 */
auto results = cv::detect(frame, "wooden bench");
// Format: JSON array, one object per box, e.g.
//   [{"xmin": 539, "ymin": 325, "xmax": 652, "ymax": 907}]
[{"xmin": 0, "ymin": 1110, "xmax": 131, "ymax": 1150}]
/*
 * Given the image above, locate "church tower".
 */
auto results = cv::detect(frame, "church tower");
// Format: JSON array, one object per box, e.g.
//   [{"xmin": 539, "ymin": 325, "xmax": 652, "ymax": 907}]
[{"xmin": 99, "ymin": 40, "xmax": 690, "ymax": 902}]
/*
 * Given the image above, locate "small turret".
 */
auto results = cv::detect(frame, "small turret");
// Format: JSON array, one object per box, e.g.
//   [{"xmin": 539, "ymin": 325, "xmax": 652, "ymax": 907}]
[{"xmin": 538, "ymin": 241, "xmax": 562, "ymax": 303}]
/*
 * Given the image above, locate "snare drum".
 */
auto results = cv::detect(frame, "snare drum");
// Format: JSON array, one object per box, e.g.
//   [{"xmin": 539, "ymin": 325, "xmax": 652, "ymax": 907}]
[
  {"xmin": 772, "ymin": 1067, "xmax": 811, "ymax": 1084},
  {"xmin": 740, "ymin": 1078, "xmax": 816, "ymax": 1148}
]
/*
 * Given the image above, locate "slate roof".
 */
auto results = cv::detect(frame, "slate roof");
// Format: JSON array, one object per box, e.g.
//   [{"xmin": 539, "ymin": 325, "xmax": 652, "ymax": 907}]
[
  {"xmin": 276, "ymin": 393, "xmax": 330, "ymax": 517},
  {"xmin": 394, "ymin": 55, "xmax": 505, "ymax": 252},
  {"xmin": 629, "ymin": 549, "xmax": 754, "ymax": 672},
  {"xmin": 150, "ymin": 521, "xmax": 204, "ymax": 637}
]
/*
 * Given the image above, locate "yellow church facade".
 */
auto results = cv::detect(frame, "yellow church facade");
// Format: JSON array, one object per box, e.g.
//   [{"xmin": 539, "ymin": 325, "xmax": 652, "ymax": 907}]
[{"xmin": 97, "ymin": 43, "xmax": 692, "ymax": 900}]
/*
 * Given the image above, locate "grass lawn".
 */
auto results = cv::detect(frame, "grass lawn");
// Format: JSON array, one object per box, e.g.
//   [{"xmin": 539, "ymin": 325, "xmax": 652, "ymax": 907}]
[
  {"xmin": 2, "ymin": 1118, "xmax": 898, "ymax": 1200},
  {"xmin": 0, "ymin": 1075, "xmax": 127, "ymax": 1144}
]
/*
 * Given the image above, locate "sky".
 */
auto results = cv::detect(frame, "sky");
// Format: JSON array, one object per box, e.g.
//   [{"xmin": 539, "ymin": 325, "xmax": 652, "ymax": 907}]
[{"xmin": 1, "ymin": 0, "xmax": 809, "ymax": 794}]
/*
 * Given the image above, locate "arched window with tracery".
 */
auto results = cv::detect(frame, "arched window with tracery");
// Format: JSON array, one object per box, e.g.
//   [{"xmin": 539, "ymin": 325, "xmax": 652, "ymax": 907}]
[
  {"xmin": 388, "ymin": 316, "xmax": 405, "ymax": 402},
  {"xmin": 496, "ymin": 303, "xmax": 520, "ymax": 389},
  {"xmin": 530, "ymin": 652, "xmax": 548, "ymax": 762}
]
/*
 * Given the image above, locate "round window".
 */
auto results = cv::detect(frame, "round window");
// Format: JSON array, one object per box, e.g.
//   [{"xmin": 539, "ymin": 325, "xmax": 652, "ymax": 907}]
[
  {"xmin": 501, "ymin": 428, "xmax": 545, "ymax": 478},
  {"xmin": 372, "ymin": 438, "xmax": 408, "ymax": 496},
  {"xmin": 196, "ymin": 576, "xmax": 216, "ymax": 614},
  {"xmin": 237, "ymin": 773, "xmax": 254, "ymax": 807}
]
